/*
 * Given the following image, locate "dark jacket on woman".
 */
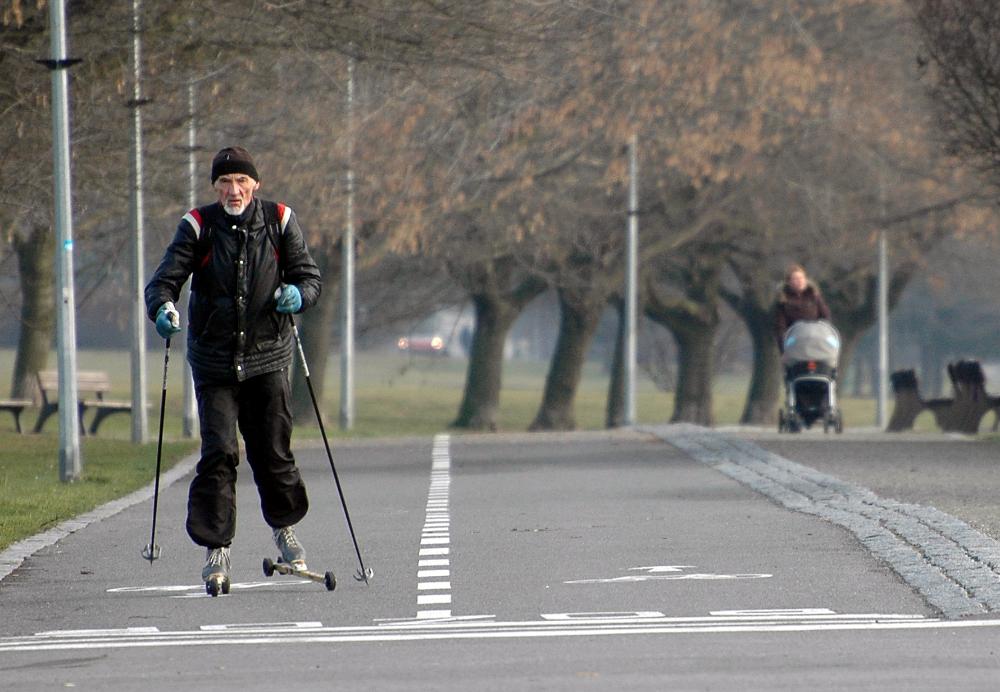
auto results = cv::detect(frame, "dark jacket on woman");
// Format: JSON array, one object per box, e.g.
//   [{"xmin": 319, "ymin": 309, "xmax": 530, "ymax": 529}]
[
  {"xmin": 144, "ymin": 198, "xmax": 321, "ymax": 383},
  {"xmin": 773, "ymin": 282, "xmax": 831, "ymax": 351}
]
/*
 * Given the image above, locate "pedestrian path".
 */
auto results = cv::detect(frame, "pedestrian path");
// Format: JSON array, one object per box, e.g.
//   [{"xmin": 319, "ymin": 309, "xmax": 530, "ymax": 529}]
[{"xmin": 650, "ymin": 424, "xmax": 1000, "ymax": 618}]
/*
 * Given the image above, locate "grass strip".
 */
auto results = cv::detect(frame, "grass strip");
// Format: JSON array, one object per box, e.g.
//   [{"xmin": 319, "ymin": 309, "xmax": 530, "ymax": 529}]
[{"xmin": 0, "ymin": 434, "xmax": 196, "ymax": 551}]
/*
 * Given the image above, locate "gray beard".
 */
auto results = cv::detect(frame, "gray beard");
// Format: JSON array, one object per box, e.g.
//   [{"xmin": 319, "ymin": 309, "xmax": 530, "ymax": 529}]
[{"xmin": 223, "ymin": 202, "xmax": 245, "ymax": 215}]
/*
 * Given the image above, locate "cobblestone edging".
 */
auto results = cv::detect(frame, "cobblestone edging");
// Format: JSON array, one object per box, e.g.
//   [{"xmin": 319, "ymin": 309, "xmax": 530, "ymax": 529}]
[{"xmin": 647, "ymin": 424, "xmax": 1000, "ymax": 619}]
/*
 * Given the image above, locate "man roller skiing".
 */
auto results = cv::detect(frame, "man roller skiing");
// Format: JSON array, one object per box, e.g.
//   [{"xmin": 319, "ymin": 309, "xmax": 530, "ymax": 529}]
[{"xmin": 144, "ymin": 146, "xmax": 322, "ymax": 596}]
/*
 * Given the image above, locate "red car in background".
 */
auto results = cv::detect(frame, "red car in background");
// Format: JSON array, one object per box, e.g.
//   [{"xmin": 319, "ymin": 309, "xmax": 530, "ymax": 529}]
[{"xmin": 397, "ymin": 334, "xmax": 448, "ymax": 355}]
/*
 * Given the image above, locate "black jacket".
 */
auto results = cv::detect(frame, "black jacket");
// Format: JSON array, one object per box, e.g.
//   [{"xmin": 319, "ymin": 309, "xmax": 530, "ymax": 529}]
[
  {"xmin": 773, "ymin": 282, "xmax": 831, "ymax": 351},
  {"xmin": 144, "ymin": 198, "xmax": 321, "ymax": 383}
]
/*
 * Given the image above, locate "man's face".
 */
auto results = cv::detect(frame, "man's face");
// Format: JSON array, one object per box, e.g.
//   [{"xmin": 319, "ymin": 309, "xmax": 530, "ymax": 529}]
[{"xmin": 214, "ymin": 174, "xmax": 259, "ymax": 215}]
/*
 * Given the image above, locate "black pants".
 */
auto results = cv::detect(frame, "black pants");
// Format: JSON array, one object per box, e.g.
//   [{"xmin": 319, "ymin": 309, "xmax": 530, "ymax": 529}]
[{"xmin": 187, "ymin": 369, "xmax": 308, "ymax": 548}]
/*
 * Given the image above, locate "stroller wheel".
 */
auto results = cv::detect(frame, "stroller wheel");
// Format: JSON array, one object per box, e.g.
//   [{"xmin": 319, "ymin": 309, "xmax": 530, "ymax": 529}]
[{"xmin": 785, "ymin": 413, "xmax": 801, "ymax": 433}]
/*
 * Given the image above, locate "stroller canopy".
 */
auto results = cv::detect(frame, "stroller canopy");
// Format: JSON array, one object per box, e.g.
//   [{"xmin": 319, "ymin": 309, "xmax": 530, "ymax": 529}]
[{"xmin": 781, "ymin": 319, "xmax": 841, "ymax": 368}]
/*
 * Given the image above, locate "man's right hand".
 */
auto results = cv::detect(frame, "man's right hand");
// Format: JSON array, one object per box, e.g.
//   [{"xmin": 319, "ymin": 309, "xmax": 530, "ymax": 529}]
[{"xmin": 155, "ymin": 301, "xmax": 182, "ymax": 339}]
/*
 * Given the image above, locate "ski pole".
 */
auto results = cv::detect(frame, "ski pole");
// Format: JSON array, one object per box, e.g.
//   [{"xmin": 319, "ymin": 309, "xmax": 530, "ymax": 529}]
[
  {"xmin": 142, "ymin": 337, "xmax": 170, "ymax": 563},
  {"xmin": 290, "ymin": 317, "xmax": 374, "ymax": 584}
]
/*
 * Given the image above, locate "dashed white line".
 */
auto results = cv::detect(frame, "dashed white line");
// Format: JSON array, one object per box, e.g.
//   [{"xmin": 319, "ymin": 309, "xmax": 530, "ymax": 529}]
[{"xmin": 417, "ymin": 434, "xmax": 453, "ymax": 619}]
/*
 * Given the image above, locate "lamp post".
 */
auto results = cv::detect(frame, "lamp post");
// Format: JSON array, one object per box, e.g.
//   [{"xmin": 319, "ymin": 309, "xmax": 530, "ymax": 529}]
[
  {"xmin": 340, "ymin": 54, "xmax": 356, "ymax": 430},
  {"xmin": 45, "ymin": 0, "xmax": 82, "ymax": 480},
  {"xmin": 624, "ymin": 134, "xmax": 639, "ymax": 426},
  {"xmin": 128, "ymin": 0, "xmax": 149, "ymax": 443}
]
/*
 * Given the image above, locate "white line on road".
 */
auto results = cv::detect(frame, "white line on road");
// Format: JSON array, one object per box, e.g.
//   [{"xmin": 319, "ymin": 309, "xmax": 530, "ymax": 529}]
[
  {"xmin": 6, "ymin": 611, "xmax": 998, "ymax": 652},
  {"xmin": 416, "ymin": 434, "xmax": 453, "ymax": 619}
]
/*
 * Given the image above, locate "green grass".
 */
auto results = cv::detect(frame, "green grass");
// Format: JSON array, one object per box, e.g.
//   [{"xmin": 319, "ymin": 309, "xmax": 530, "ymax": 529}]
[
  {"xmin": 0, "ymin": 347, "xmax": 931, "ymax": 552},
  {"xmin": 0, "ymin": 434, "xmax": 197, "ymax": 550}
]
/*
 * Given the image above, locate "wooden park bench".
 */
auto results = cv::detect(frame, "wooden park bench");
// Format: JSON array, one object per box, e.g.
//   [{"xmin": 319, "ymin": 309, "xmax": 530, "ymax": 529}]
[
  {"xmin": 0, "ymin": 396, "xmax": 33, "ymax": 433},
  {"xmin": 33, "ymin": 370, "xmax": 135, "ymax": 435},
  {"xmin": 888, "ymin": 360, "xmax": 1000, "ymax": 434}
]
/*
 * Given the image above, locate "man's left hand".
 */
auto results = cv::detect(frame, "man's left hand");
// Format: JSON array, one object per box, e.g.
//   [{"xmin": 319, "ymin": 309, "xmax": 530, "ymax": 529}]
[{"xmin": 275, "ymin": 284, "xmax": 302, "ymax": 314}]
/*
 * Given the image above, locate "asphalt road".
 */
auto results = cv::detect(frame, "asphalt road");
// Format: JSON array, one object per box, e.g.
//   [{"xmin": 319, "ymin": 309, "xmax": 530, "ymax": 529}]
[{"xmin": 2, "ymin": 427, "xmax": 1000, "ymax": 690}]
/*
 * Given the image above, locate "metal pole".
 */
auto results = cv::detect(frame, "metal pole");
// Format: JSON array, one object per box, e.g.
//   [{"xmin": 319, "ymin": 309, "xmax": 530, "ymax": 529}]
[
  {"xmin": 129, "ymin": 0, "xmax": 149, "ymax": 443},
  {"xmin": 182, "ymin": 79, "xmax": 199, "ymax": 438},
  {"xmin": 339, "ymin": 54, "xmax": 356, "ymax": 430},
  {"xmin": 876, "ymin": 227, "xmax": 889, "ymax": 429},
  {"xmin": 624, "ymin": 134, "xmax": 639, "ymax": 426},
  {"xmin": 48, "ymin": 0, "xmax": 81, "ymax": 481}
]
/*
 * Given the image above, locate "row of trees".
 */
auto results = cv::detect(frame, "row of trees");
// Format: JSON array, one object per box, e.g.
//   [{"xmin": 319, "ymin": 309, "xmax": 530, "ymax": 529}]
[{"xmin": 1, "ymin": 0, "xmax": 995, "ymax": 432}]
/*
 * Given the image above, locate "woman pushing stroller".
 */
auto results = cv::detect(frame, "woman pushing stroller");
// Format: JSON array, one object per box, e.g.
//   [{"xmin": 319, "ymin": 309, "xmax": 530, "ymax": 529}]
[
  {"xmin": 774, "ymin": 264, "xmax": 831, "ymax": 352},
  {"xmin": 774, "ymin": 264, "xmax": 843, "ymax": 433}
]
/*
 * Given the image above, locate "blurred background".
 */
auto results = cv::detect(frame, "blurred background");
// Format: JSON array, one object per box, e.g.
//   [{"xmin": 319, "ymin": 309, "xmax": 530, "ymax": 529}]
[{"xmin": 3, "ymin": 0, "xmax": 999, "ymax": 436}]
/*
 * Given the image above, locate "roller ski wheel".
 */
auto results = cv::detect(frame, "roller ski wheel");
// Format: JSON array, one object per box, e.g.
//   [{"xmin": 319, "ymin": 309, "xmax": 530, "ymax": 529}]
[
  {"xmin": 202, "ymin": 547, "xmax": 231, "ymax": 597},
  {"xmin": 205, "ymin": 574, "xmax": 230, "ymax": 597},
  {"xmin": 262, "ymin": 557, "xmax": 336, "ymax": 592}
]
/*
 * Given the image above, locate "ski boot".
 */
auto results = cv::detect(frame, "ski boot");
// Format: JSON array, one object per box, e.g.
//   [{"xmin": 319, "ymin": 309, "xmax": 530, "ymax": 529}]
[
  {"xmin": 273, "ymin": 525, "xmax": 307, "ymax": 571},
  {"xmin": 202, "ymin": 546, "xmax": 231, "ymax": 597},
  {"xmin": 265, "ymin": 526, "xmax": 335, "ymax": 591}
]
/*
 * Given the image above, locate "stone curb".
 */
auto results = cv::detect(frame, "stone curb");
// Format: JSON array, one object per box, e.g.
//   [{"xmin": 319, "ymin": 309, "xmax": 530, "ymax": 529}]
[{"xmin": 645, "ymin": 424, "xmax": 1000, "ymax": 619}]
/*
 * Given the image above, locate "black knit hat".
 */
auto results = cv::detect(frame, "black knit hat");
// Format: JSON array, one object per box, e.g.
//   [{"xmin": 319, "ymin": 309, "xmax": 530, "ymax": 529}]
[{"xmin": 211, "ymin": 146, "xmax": 259, "ymax": 183}]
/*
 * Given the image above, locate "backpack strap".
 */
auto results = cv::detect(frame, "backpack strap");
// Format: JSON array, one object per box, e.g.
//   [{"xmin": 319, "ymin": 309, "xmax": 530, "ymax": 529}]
[
  {"xmin": 181, "ymin": 207, "xmax": 214, "ymax": 269},
  {"xmin": 261, "ymin": 200, "xmax": 290, "ymax": 272}
]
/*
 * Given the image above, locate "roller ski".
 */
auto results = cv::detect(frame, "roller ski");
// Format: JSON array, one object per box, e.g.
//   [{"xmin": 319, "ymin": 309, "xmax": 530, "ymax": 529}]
[
  {"xmin": 262, "ymin": 556, "xmax": 336, "ymax": 591},
  {"xmin": 202, "ymin": 547, "xmax": 231, "ymax": 597},
  {"xmin": 262, "ymin": 525, "xmax": 336, "ymax": 591}
]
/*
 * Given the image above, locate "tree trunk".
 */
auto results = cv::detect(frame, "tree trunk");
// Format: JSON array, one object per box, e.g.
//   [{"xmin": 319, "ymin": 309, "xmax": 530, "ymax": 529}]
[
  {"xmin": 606, "ymin": 297, "xmax": 626, "ymax": 428},
  {"xmin": 821, "ymin": 267, "xmax": 916, "ymax": 401},
  {"xmin": 11, "ymin": 223, "xmax": 55, "ymax": 399},
  {"xmin": 644, "ymin": 258, "xmax": 721, "ymax": 426},
  {"xmin": 644, "ymin": 305, "xmax": 718, "ymax": 425},
  {"xmin": 721, "ymin": 257, "xmax": 781, "ymax": 425},
  {"xmin": 451, "ymin": 260, "xmax": 546, "ymax": 431},
  {"xmin": 530, "ymin": 286, "xmax": 605, "ymax": 431},
  {"xmin": 741, "ymin": 320, "xmax": 782, "ymax": 424},
  {"xmin": 451, "ymin": 293, "xmax": 518, "ymax": 431},
  {"xmin": 669, "ymin": 323, "xmax": 716, "ymax": 425}
]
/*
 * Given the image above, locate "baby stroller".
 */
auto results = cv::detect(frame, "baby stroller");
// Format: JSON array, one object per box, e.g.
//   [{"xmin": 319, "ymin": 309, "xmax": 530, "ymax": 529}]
[{"xmin": 778, "ymin": 320, "xmax": 844, "ymax": 434}]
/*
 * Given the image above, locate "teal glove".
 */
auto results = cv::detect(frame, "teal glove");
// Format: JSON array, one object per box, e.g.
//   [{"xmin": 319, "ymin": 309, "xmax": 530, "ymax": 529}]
[
  {"xmin": 275, "ymin": 284, "xmax": 302, "ymax": 314},
  {"xmin": 155, "ymin": 301, "xmax": 181, "ymax": 339}
]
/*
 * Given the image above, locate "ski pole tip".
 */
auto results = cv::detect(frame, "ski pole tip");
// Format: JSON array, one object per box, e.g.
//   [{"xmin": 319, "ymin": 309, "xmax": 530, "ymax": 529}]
[
  {"xmin": 141, "ymin": 544, "xmax": 162, "ymax": 562},
  {"xmin": 354, "ymin": 567, "xmax": 374, "ymax": 584}
]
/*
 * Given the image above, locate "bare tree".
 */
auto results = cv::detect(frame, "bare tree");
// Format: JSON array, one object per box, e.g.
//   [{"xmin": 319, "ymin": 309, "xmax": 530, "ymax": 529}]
[{"xmin": 910, "ymin": 0, "xmax": 1000, "ymax": 191}]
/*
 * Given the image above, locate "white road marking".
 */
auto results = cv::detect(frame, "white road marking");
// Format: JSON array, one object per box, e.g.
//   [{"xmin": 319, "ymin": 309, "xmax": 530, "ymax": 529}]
[
  {"xmin": 6, "ymin": 610, "xmax": 996, "ymax": 652},
  {"xmin": 416, "ymin": 434, "xmax": 453, "ymax": 619},
  {"xmin": 107, "ymin": 581, "xmax": 309, "ymax": 596},
  {"xmin": 418, "ymin": 570, "xmax": 450, "ymax": 578},
  {"xmin": 199, "ymin": 622, "xmax": 322, "ymax": 632},
  {"xmin": 418, "ymin": 581, "xmax": 452, "ymax": 590},
  {"xmin": 541, "ymin": 612, "xmax": 666, "ymax": 621},
  {"xmin": 418, "ymin": 594, "xmax": 452, "ymax": 605},
  {"xmin": 34, "ymin": 627, "xmax": 160, "ymax": 637},
  {"xmin": 566, "ymin": 565, "xmax": 772, "ymax": 584},
  {"xmin": 630, "ymin": 565, "xmax": 697, "ymax": 573}
]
